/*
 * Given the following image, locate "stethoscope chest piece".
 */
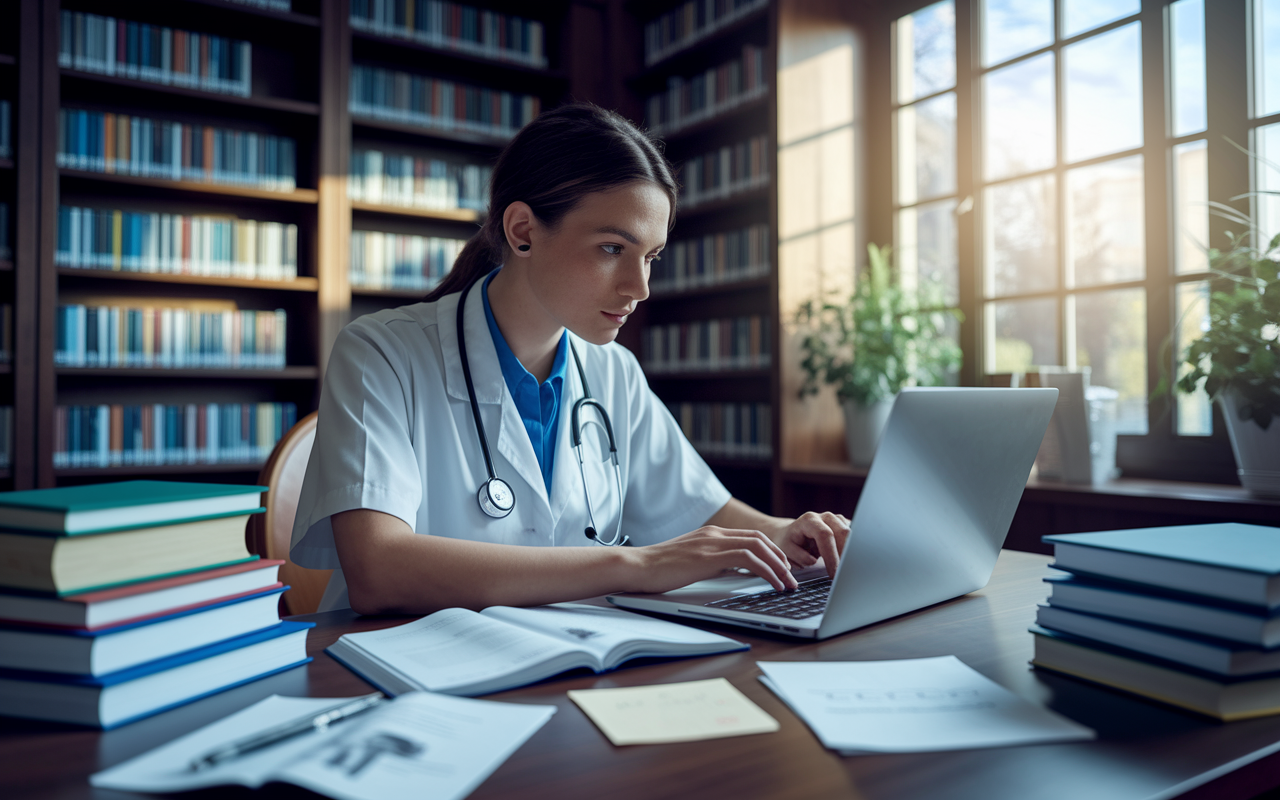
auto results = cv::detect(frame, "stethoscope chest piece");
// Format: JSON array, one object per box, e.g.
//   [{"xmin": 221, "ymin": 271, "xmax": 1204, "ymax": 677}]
[{"xmin": 478, "ymin": 477, "xmax": 515, "ymax": 518}]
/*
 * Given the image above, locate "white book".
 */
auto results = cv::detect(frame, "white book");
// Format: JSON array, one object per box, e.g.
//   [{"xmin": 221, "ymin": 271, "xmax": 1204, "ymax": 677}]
[{"xmin": 327, "ymin": 603, "xmax": 747, "ymax": 697}]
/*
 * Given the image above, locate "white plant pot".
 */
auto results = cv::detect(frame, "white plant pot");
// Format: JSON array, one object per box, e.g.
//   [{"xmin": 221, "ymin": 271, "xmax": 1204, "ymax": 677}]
[
  {"xmin": 842, "ymin": 396, "xmax": 895, "ymax": 468},
  {"xmin": 1220, "ymin": 391, "xmax": 1280, "ymax": 499}
]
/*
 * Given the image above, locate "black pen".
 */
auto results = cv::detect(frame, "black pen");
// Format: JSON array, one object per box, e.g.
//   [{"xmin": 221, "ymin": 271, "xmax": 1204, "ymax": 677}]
[{"xmin": 188, "ymin": 692, "xmax": 386, "ymax": 771}]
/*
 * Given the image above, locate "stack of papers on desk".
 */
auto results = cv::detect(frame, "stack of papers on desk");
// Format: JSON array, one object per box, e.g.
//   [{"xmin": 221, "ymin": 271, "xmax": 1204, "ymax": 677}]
[
  {"xmin": 759, "ymin": 657, "xmax": 1094, "ymax": 754},
  {"xmin": 91, "ymin": 692, "xmax": 555, "ymax": 800}
]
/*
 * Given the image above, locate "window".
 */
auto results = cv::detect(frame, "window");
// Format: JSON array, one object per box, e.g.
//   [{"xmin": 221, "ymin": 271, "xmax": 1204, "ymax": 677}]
[{"xmin": 886, "ymin": 0, "xmax": 1264, "ymax": 480}]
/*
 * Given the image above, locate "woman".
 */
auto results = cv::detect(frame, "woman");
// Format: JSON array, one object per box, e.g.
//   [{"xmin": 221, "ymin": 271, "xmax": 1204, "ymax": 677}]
[{"xmin": 290, "ymin": 103, "xmax": 849, "ymax": 614}]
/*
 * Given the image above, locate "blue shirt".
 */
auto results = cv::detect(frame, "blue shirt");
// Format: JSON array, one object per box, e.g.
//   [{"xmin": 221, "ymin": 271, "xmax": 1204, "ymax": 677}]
[{"xmin": 482, "ymin": 270, "xmax": 569, "ymax": 494}]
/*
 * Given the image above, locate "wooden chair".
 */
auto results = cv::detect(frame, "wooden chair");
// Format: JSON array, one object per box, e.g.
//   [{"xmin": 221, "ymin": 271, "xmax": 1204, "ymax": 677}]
[{"xmin": 245, "ymin": 411, "xmax": 332, "ymax": 616}]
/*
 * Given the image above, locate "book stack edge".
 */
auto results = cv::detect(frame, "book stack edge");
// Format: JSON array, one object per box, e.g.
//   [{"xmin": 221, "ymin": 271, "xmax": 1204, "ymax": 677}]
[
  {"xmin": 1032, "ymin": 522, "xmax": 1280, "ymax": 721},
  {"xmin": 0, "ymin": 480, "xmax": 313, "ymax": 729}
]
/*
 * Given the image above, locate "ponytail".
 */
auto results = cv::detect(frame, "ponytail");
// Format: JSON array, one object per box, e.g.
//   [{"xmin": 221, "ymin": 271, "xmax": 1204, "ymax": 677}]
[{"xmin": 423, "ymin": 102, "xmax": 678, "ymax": 304}]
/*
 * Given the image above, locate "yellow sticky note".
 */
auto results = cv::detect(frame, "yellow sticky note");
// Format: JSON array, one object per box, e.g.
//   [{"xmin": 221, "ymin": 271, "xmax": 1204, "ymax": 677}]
[{"xmin": 567, "ymin": 678, "xmax": 779, "ymax": 745}]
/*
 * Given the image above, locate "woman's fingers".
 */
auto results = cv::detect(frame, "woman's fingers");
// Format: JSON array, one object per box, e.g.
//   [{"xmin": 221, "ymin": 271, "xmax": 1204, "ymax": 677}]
[
  {"xmin": 787, "ymin": 512, "xmax": 848, "ymax": 578},
  {"xmin": 700, "ymin": 527, "xmax": 797, "ymax": 590}
]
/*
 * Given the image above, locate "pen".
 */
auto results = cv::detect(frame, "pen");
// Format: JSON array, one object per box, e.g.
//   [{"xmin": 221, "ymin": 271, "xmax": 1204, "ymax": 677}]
[{"xmin": 188, "ymin": 692, "xmax": 386, "ymax": 771}]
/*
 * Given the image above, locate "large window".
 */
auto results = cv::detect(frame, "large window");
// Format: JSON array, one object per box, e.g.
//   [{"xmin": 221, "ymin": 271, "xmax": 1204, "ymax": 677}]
[{"xmin": 888, "ymin": 0, "xmax": 1268, "ymax": 479}]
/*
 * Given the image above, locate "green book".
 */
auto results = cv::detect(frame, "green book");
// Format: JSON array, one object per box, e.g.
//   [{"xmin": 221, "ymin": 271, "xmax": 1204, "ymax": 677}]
[{"xmin": 0, "ymin": 481, "xmax": 268, "ymax": 535}]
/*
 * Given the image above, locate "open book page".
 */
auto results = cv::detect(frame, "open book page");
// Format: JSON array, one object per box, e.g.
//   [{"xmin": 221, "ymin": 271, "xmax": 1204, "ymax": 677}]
[
  {"xmin": 91, "ymin": 693, "xmax": 555, "ymax": 800},
  {"xmin": 332, "ymin": 608, "xmax": 588, "ymax": 695},
  {"xmin": 481, "ymin": 603, "xmax": 747, "ymax": 670}
]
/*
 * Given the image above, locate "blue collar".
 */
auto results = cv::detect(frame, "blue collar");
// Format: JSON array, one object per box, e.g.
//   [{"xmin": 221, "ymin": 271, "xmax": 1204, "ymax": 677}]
[{"xmin": 481, "ymin": 270, "xmax": 569, "ymax": 393}]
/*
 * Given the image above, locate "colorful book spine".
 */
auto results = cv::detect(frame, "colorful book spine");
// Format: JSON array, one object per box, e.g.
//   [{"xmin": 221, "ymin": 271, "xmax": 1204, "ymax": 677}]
[
  {"xmin": 59, "ymin": 12, "xmax": 252, "ymax": 98},
  {"xmin": 642, "ymin": 316, "xmax": 771, "ymax": 374},
  {"xmin": 650, "ymin": 224, "xmax": 770, "ymax": 293},
  {"xmin": 644, "ymin": 0, "xmax": 769, "ymax": 66},
  {"xmin": 349, "ymin": 0, "xmax": 546, "ymax": 67},
  {"xmin": 0, "ymin": 202, "xmax": 10, "ymax": 261},
  {"xmin": 349, "ymin": 64, "xmax": 540, "ymax": 139},
  {"xmin": 668, "ymin": 401, "xmax": 772, "ymax": 460},
  {"xmin": 0, "ymin": 100, "xmax": 10, "ymax": 158},
  {"xmin": 0, "ymin": 406, "xmax": 10, "ymax": 470},
  {"xmin": 0, "ymin": 304, "xmax": 11, "ymax": 364},
  {"xmin": 348, "ymin": 149, "xmax": 490, "ymax": 211},
  {"xmin": 56, "ymin": 109, "xmax": 297, "ymax": 191},
  {"xmin": 55, "ymin": 305, "xmax": 287, "ymax": 369},
  {"xmin": 647, "ymin": 44, "xmax": 766, "ymax": 135},
  {"xmin": 53, "ymin": 402, "xmax": 298, "ymax": 468},
  {"xmin": 679, "ymin": 135, "xmax": 769, "ymax": 208},
  {"xmin": 350, "ymin": 231, "xmax": 465, "ymax": 291},
  {"xmin": 55, "ymin": 206, "xmax": 298, "ymax": 280}
]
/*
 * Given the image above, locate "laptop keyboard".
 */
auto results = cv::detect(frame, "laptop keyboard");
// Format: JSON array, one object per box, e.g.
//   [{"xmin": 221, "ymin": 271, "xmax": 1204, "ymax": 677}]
[{"xmin": 703, "ymin": 576, "xmax": 833, "ymax": 619}]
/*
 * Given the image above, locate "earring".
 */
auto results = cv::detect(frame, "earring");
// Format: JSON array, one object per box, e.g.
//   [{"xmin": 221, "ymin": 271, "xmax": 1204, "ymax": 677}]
[{"xmin": 517, "ymin": 244, "xmax": 531, "ymax": 252}]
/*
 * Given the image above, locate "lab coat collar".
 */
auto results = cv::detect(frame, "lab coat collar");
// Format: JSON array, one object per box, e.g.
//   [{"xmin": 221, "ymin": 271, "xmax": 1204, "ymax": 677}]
[
  {"xmin": 549, "ymin": 332, "xmax": 589, "ymax": 525},
  {"xmin": 439, "ymin": 282, "xmax": 504, "ymax": 406}
]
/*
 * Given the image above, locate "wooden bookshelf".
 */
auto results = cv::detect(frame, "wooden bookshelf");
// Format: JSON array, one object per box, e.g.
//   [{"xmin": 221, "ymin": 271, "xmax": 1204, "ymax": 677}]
[
  {"xmin": 9, "ymin": 0, "xmax": 609, "ymax": 487},
  {"xmin": 620, "ymin": 0, "xmax": 778, "ymax": 510}
]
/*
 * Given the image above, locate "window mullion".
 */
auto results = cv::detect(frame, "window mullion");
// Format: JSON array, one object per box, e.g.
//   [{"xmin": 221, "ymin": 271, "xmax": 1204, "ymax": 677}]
[
  {"xmin": 955, "ymin": 0, "xmax": 980, "ymax": 384},
  {"xmin": 1141, "ymin": 0, "xmax": 1173, "ymax": 438}
]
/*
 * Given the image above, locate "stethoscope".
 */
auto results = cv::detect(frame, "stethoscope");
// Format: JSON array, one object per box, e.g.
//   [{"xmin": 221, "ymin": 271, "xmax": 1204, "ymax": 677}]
[{"xmin": 456, "ymin": 274, "xmax": 630, "ymax": 547}]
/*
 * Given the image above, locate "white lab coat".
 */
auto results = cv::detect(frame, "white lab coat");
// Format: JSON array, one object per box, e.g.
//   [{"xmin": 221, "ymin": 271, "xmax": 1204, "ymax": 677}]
[{"xmin": 290, "ymin": 283, "xmax": 731, "ymax": 611}]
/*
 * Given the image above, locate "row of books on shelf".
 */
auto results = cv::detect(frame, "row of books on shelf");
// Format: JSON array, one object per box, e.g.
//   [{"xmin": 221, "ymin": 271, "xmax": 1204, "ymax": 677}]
[
  {"xmin": 56, "ymin": 206, "xmax": 298, "ymax": 280},
  {"xmin": 645, "ymin": 0, "xmax": 769, "ymax": 66},
  {"xmin": 348, "ymin": 148, "xmax": 490, "ymax": 211},
  {"xmin": 55, "ymin": 305, "xmax": 287, "ymax": 370},
  {"xmin": 650, "ymin": 224, "xmax": 770, "ymax": 293},
  {"xmin": 57, "ymin": 109, "xmax": 297, "ymax": 191},
  {"xmin": 1032, "ymin": 524, "xmax": 1280, "ymax": 721},
  {"xmin": 647, "ymin": 45, "xmax": 766, "ymax": 136},
  {"xmin": 0, "ymin": 481, "xmax": 310, "ymax": 728},
  {"xmin": 350, "ymin": 230, "xmax": 464, "ymax": 291},
  {"xmin": 679, "ymin": 136, "xmax": 769, "ymax": 208},
  {"xmin": 0, "ymin": 406, "xmax": 8, "ymax": 469},
  {"xmin": 59, "ymin": 11, "xmax": 252, "ymax": 98},
  {"xmin": 350, "ymin": 64, "xmax": 540, "ymax": 139},
  {"xmin": 668, "ymin": 401, "xmax": 771, "ymax": 460},
  {"xmin": 53, "ymin": 402, "xmax": 298, "ymax": 469},
  {"xmin": 642, "ymin": 316, "xmax": 771, "ymax": 374},
  {"xmin": 1, "ymin": 100, "xmax": 10, "ymax": 159},
  {"xmin": 349, "ymin": 0, "xmax": 546, "ymax": 68}
]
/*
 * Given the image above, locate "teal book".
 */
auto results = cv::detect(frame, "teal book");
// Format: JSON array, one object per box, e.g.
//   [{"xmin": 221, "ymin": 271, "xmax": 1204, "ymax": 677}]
[
  {"xmin": 1043, "ymin": 523, "xmax": 1280, "ymax": 610},
  {"xmin": 0, "ymin": 480, "xmax": 267, "ymax": 535}
]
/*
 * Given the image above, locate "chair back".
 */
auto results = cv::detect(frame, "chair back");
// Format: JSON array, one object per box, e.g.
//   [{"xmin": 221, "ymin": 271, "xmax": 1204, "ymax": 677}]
[{"xmin": 246, "ymin": 411, "xmax": 331, "ymax": 616}]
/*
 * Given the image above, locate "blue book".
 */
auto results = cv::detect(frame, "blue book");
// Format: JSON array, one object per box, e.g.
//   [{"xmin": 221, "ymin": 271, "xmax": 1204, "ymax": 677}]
[
  {"xmin": 1044, "ymin": 572, "xmax": 1280, "ymax": 648},
  {"xmin": 0, "ymin": 585, "xmax": 287, "ymax": 676},
  {"xmin": 0, "ymin": 620, "xmax": 314, "ymax": 729},
  {"xmin": 1035, "ymin": 603, "xmax": 1280, "ymax": 678},
  {"xmin": 0, "ymin": 479, "xmax": 266, "ymax": 535},
  {"xmin": 1043, "ymin": 523, "xmax": 1280, "ymax": 609}
]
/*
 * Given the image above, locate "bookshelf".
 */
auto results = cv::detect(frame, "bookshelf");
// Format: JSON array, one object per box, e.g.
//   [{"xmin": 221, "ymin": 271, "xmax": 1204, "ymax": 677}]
[
  {"xmin": 621, "ymin": 0, "xmax": 778, "ymax": 510},
  {"xmin": 10, "ymin": 0, "xmax": 616, "ymax": 488}
]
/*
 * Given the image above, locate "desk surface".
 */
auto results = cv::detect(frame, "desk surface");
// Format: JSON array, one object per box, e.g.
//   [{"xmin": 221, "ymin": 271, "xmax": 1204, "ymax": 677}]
[{"xmin": 5, "ymin": 550, "xmax": 1280, "ymax": 800}]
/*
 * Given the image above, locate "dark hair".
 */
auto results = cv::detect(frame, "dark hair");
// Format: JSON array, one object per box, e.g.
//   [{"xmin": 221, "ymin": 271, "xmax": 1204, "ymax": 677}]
[{"xmin": 424, "ymin": 103, "xmax": 678, "ymax": 302}]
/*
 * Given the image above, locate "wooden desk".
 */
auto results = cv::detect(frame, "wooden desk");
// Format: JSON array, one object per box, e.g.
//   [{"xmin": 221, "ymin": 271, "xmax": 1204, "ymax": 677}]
[{"xmin": 5, "ymin": 551, "xmax": 1280, "ymax": 800}]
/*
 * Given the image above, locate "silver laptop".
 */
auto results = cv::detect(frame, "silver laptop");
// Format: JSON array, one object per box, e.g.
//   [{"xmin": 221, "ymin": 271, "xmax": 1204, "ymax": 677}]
[{"xmin": 609, "ymin": 387, "xmax": 1058, "ymax": 639}]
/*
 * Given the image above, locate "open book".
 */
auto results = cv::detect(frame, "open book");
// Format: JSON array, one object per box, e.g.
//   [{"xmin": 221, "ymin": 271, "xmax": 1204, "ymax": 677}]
[{"xmin": 326, "ymin": 603, "xmax": 748, "ymax": 696}]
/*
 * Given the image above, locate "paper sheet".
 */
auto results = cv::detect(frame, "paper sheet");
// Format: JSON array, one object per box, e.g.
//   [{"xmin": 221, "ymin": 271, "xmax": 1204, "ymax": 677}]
[
  {"xmin": 759, "ymin": 657, "xmax": 1094, "ymax": 754},
  {"xmin": 568, "ymin": 678, "xmax": 779, "ymax": 745},
  {"xmin": 90, "ymin": 692, "xmax": 555, "ymax": 800}
]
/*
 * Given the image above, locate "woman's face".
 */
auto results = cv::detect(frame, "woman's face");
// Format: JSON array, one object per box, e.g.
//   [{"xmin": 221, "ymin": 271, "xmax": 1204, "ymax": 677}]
[{"xmin": 519, "ymin": 181, "xmax": 670, "ymax": 345}]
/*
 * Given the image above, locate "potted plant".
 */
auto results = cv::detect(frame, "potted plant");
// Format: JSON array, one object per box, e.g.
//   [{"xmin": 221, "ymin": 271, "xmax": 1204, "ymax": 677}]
[
  {"xmin": 1175, "ymin": 228, "xmax": 1280, "ymax": 498},
  {"xmin": 795, "ymin": 244, "xmax": 962, "ymax": 466}
]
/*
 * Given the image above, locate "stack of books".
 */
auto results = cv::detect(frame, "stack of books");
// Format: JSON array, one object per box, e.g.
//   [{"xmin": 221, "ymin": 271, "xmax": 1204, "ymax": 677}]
[
  {"xmin": 1031, "ymin": 523, "xmax": 1280, "ymax": 721},
  {"xmin": 0, "ymin": 480, "xmax": 313, "ymax": 729}
]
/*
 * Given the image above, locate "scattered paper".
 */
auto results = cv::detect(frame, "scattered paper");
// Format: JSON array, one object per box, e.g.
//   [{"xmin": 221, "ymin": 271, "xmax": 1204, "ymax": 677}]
[
  {"xmin": 759, "ymin": 657, "xmax": 1094, "ymax": 754},
  {"xmin": 90, "ymin": 692, "xmax": 555, "ymax": 800},
  {"xmin": 568, "ymin": 678, "xmax": 779, "ymax": 745}
]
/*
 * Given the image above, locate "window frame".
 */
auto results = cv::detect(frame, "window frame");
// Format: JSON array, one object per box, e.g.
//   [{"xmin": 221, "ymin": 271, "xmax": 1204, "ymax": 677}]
[{"xmin": 870, "ymin": 0, "xmax": 1257, "ymax": 483}]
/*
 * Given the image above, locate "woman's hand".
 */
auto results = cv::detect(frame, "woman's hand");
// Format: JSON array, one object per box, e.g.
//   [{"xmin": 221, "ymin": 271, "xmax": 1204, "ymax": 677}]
[
  {"xmin": 624, "ymin": 526, "xmax": 800, "ymax": 594},
  {"xmin": 771, "ymin": 511, "xmax": 851, "ymax": 578}
]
